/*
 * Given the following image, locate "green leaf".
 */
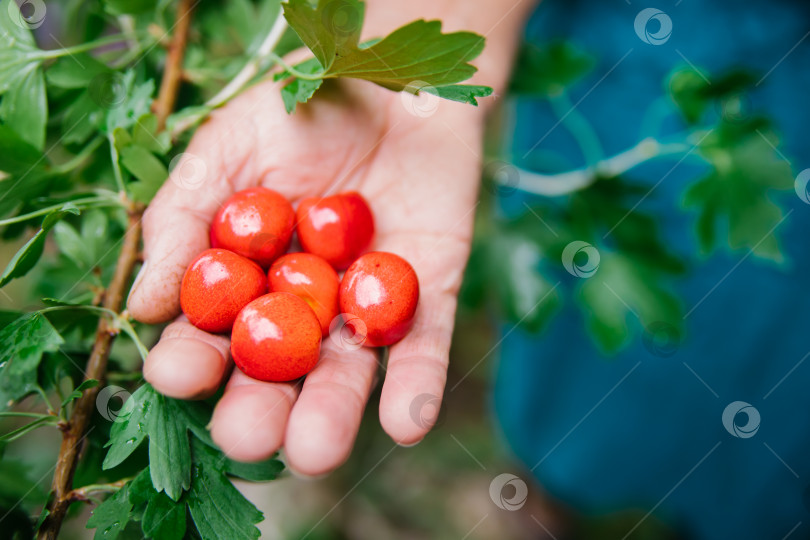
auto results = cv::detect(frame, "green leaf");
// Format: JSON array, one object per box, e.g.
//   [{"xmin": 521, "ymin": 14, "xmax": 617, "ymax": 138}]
[
  {"xmin": 0, "ymin": 124, "xmax": 42, "ymax": 176},
  {"xmin": 53, "ymin": 221, "xmax": 87, "ymax": 268},
  {"xmin": 104, "ymin": 0, "xmax": 157, "ymax": 15},
  {"xmin": 686, "ymin": 130, "xmax": 793, "ymax": 261},
  {"xmin": 103, "ymin": 385, "xmax": 219, "ymax": 501},
  {"xmin": 578, "ymin": 251, "xmax": 682, "ymax": 353},
  {"xmin": 225, "ymin": 455, "xmax": 285, "ymax": 482},
  {"xmin": 280, "ymin": 76, "xmax": 323, "ymax": 113},
  {"xmin": 281, "ymin": 0, "xmax": 491, "ymax": 107},
  {"xmin": 60, "ymin": 379, "xmax": 99, "ymax": 408},
  {"xmin": 0, "ymin": 3, "xmax": 43, "ymax": 95},
  {"xmin": 132, "ymin": 114, "xmax": 170, "ymax": 155},
  {"xmin": 106, "ymin": 75, "xmax": 155, "ymax": 133},
  {"xmin": 120, "ymin": 145, "xmax": 168, "ymax": 203},
  {"xmin": 431, "ymin": 84, "xmax": 492, "ymax": 105},
  {"xmin": 147, "ymin": 393, "xmax": 192, "ymax": 501},
  {"xmin": 46, "ymin": 54, "xmax": 112, "ymax": 89},
  {"xmin": 142, "ymin": 489, "xmax": 187, "ymax": 540},
  {"xmin": 86, "ymin": 484, "xmax": 132, "ymax": 540},
  {"xmin": 0, "ymin": 205, "xmax": 80, "ymax": 288},
  {"xmin": 488, "ymin": 226, "xmax": 561, "ymax": 333},
  {"xmin": 509, "ymin": 41, "xmax": 596, "ymax": 97},
  {"xmin": 0, "ymin": 67, "xmax": 47, "ymax": 150},
  {"xmin": 186, "ymin": 441, "xmax": 263, "ymax": 540}
]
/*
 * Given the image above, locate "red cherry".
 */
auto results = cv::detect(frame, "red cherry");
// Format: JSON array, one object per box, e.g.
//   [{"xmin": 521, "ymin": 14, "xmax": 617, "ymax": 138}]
[
  {"xmin": 210, "ymin": 187, "xmax": 295, "ymax": 267},
  {"xmin": 268, "ymin": 253, "xmax": 339, "ymax": 336},
  {"xmin": 231, "ymin": 292, "xmax": 322, "ymax": 382},
  {"xmin": 339, "ymin": 252, "xmax": 419, "ymax": 347},
  {"xmin": 296, "ymin": 191, "xmax": 374, "ymax": 270},
  {"xmin": 180, "ymin": 248, "xmax": 267, "ymax": 333}
]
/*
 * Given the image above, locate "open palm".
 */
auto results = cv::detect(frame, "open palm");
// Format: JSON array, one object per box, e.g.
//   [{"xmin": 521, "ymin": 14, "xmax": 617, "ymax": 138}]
[{"xmin": 127, "ymin": 77, "xmax": 483, "ymax": 475}]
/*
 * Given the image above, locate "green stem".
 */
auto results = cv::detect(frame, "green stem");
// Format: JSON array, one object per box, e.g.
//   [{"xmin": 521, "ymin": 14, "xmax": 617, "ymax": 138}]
[
  {"xmin": 0, "ymin": 411, "xmax": 54, "ymax": 419},
  {"xmin": 549, "ymin": 90, "xmax": 604, "ymax": 166},
  {"xmin": 0, "ymin": 416, "xmax": 59, "ymax": 443},
  {"xmin": 37, "ymin": 306, "xmax": 150, "ymax": 362},
  {"xmin": 0, "ymin": 196, "xmax": 121, "ymax": 227},
  {"xmin": 507, "ymin": 136, "xmax": 697, "ymax": 196},
  {"xmin": 266, "ymin": 52, "xmax": 325, "ymax": 81},
  {"xmin": 34, "ymin": 33, "xmax": 143, "ymax": 61},
  {"xmin": 108, "ymin": 136, "xmax": 126, "ymax": 193},
  {"xmin": 51, "ymin": 137, "xmax": 105, "ymax": 175}
]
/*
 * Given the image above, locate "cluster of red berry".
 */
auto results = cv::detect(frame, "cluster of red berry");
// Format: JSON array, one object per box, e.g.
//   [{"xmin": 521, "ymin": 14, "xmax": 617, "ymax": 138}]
[{"xmin": 179, "ymin": 188, "xmax": 420, "ymax": 382}]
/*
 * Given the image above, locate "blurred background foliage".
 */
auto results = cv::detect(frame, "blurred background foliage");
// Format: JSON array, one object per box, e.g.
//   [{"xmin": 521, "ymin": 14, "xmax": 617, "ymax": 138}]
[{"xmin": 0, "ymin": 0, "xmax": 797, "ymax": 538}]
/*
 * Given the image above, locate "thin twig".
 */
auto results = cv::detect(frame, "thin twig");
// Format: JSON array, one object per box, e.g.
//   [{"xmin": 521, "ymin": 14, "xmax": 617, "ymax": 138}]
[
  {"xmin": 37, "ymin": 0, "xmax": 196, "ymax": 537},
  {"xmin": 152, "ymin": 0, "xmax": 197, "ymax": 131}
]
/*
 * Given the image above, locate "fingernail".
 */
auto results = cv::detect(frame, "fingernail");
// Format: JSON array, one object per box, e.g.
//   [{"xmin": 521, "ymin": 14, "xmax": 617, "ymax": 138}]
[
  {"xmin": 288, "ymin": 468, "xmax": 330, "ymax": 481},
  {"xmin": 397, "ymin": 437, "xmax": 424, "ymax": 448},
  {"xmin": 128, "ymin": 260, "xmax": 149, "ymax": 303}
]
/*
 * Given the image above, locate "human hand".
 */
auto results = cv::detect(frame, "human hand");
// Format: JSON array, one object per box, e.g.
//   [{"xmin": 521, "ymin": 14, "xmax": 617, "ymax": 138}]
[{"xmin": 127, "ymin": 78, "xmax": 484, "ymax": 476}]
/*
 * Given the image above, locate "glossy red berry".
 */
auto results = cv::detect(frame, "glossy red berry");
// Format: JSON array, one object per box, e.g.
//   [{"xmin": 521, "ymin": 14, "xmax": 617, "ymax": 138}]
[
  {"xmin": 180, "ymin": 248, "xmax": 267, "ymax": 333},
  {"xmin": 210, "ymin": 187, "xmax": 295, "ymax": 267},
  {"xmin": 339, "ymin": 251, "xmax": 419, "ymax": 347},
  {"xmin": 231, "ymin": 292, "xmax": 322, "ymax": 382},
  {"xmin": 296, "ymin": 191, "xmax": 374, "ymax": 270},
  {"xmin": 268, "ymin": 253, "xmax": 339, "ymax": 336}
]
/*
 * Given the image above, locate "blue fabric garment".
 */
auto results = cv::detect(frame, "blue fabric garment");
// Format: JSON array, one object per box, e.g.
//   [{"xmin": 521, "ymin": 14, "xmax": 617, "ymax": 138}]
[{"xmin": 493, "ymin": 1, "xmax": 810, "ymax": 538}]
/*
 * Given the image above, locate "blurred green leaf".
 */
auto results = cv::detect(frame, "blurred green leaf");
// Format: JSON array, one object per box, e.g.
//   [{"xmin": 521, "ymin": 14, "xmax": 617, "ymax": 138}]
[
  {"xmin": 0, "ymin": 124, "xmax": 42, "ymax": 176},
  {"xmin": 0, "ymin": 3, "xmax": 42, "ymax": 95},
  {"xmin": 578, "ymin": 251, "xmax": 682, "ymax": 353},
  {"xmin": 60, "ymin": 378, "xmax": 99, "ymax": 408},
  {"xmin": 0, "ymin": 312, "xmax": 64, "ymax": 409},
  {"xmin": 120, "ymin": 145, "xmax": 167, "ymax": 203},
  {"xmin": 46, "ymin": 54, "xmax": 111, "ymax": 89},
  {"xmin": 0, "ymin": 68, "xmax": 47, "ymax": 150},
  {"xmin": 509, "ymin": 41, "xmax": 595, "ymax": 97},
  {"xmin": 104, "ymin": 0, "xmax": 157, "ymax": 15},
  {"xmin": 686, "ymin": 129, "xmax": 793, "ymax": 261},
  {"xmin": 0, "ymin": 205, "xmax": 80, "ymax": 288}
]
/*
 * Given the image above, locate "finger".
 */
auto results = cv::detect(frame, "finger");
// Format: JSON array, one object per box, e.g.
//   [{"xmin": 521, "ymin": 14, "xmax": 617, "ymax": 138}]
[
  {"xmin": 128, "ymin": 130, "xmax": 243, "ymax": 324},
  {"xmin": 377, "ymin": 236, "xmax": 470, "ymax": 445},
  {"xmin": 210, "ymin": 369, "xmax": 300, "ymax": 463},
  {"xmin": 143, "ymin": 317, "xmax": 232, "ymax": 400},
  {"xmin": 284, "ymin": 338, "xmax": 380, "ymax": 476}
]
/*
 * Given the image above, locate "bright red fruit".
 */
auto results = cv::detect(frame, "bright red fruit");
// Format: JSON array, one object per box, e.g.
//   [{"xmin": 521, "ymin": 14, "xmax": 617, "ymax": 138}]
[
  {"xmin": 268, "ymin": 253, "xmax": 339, "ymax": 336},
  {"xmin": 296, "ymin": 191, "xmax": 374, "ymax": 270},
  {"xmin": 339, "ymin": 251, "xmax": 419, "ymax": 347},
  {"xmin": 210, "ymin": 187, "xmax": 295, "ymax": 267},
  {"xmin": 180, "ymin": 248, "xmax": 267, "ymax": 333},
  {"xmin": 231, "ymin": 292, "xmax": 322, "ymax": 382}
]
